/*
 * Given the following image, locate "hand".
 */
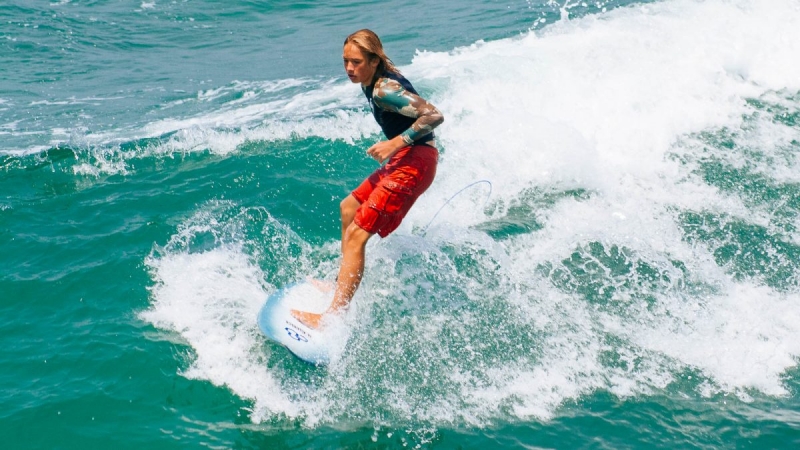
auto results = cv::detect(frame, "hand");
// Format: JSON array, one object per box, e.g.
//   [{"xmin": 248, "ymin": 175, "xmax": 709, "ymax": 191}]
[{"xmin": 366, "ymin": 136, "xmax": 406, "ymax": 164}]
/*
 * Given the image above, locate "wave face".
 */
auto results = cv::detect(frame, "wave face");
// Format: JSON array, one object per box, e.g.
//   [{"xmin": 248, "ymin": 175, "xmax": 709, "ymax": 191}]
[{"xmin": 3, "ymin": 0, "xmax": 800, "ymax": 448}]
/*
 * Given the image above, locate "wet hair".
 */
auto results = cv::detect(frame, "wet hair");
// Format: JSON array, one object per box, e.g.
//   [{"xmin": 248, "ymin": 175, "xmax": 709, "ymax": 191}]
[{"xmin": 343, "ymin": 29, "xmax": 400, "ymax": 76}]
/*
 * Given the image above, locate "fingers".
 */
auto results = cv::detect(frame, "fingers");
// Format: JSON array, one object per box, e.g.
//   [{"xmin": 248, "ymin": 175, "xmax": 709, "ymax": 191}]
[{"xmin": 366, "ymin": 144, "xmax": 383, "ymax": 163}]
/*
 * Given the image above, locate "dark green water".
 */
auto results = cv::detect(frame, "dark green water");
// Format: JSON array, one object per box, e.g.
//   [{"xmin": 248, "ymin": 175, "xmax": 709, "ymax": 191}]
[{"xmin": 3, "ymin": 0, "xmax": 800, "ymax": 448}]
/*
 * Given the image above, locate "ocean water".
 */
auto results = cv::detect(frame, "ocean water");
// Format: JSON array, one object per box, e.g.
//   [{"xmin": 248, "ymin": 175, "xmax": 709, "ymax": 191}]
[{"xmin": 2, "ymin": 0, "xmax": 800, "ymax": 448}]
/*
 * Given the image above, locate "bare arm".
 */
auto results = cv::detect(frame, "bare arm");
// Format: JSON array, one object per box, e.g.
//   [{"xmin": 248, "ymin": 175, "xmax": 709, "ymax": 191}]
[
  {"xmin": 366, "ymin": 78, "xmax": 444, "ymax": 162},
  {"xmin": 372, "ymin": 78, "xmax": 444, "ymax": 144}
]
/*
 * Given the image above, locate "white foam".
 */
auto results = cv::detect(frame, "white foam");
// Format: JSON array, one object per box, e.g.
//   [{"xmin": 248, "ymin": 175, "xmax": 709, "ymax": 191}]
[
  {"xmin": 410, "ymin": 0, "xmax": 800, "ymax": 205},
  {"xmin": 142, "ymin": 245, "xmax": 304, "ymax": 417},
  {"xmin": 388, "ymin": 0, "xmax": 800, "ymax": 419},
  {"xmin": 635, "ymin": 283, "xmax": 800, "ymax": 397},
  {"xmin": 140, "ymin": 203, "xmax": 346, "ymax": 421},
  {"xmin": 144, "ymin": 108, "xmax": 376, "ymax": 157},
  {"xmin": 141, "ymin": 0, "xmax": 800, "ymax": 429},
  {"xmin": 55, "ymin": 79, "xmax": 376, "ymax": 167}
]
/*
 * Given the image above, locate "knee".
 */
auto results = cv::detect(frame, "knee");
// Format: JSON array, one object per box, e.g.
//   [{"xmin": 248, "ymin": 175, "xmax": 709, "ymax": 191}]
[
  {"xmin": 343, "ymin": 222, "xmax": 372, "ymax": 249},
  {"xmin": 340, "ymin": 195, "xmax": 359, "ymax": 217}
]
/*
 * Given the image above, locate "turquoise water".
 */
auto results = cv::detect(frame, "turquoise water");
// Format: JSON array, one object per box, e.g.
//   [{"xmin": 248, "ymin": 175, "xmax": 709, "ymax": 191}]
[{"xmin": 3, "ymin": 0, "xmax": 800, "ymax": 448}]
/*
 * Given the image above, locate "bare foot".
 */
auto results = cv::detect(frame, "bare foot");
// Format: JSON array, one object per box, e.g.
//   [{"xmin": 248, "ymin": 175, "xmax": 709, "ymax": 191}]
[
  {"xmin": 291, "ymin": 309, "xmax": 324, "ymax": 329},
  {"xmin": 306, "ymin": 277, "xmax": 335, "ymax": 293}
]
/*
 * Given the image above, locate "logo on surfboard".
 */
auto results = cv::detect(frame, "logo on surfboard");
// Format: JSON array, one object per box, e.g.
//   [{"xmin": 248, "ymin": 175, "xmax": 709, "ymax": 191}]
[{"xmin": 284, "ymin": 327, "xmax": 309, "ymax": 342}]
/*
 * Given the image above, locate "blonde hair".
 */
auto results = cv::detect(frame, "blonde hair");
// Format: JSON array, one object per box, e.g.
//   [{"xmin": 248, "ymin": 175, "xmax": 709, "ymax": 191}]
[{"xmin": 343, "ymin": 29, "xmax": 400, "ymax": 75}]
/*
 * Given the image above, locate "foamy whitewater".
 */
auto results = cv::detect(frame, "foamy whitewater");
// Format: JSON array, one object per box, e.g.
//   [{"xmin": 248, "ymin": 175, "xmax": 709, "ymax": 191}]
[
  {"xmin": 4, "ymin": 0, "xmax": 799, "ymax": 447},
  {"xmin": 140, "ymin": 0, "xmax": 800, "ymax": 428}
]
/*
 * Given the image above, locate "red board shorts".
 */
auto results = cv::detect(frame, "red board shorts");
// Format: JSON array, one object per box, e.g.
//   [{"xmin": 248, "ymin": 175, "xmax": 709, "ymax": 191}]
[{"xmin": 352, "ymin": 144, "xmax": 439, "ymax": 238}]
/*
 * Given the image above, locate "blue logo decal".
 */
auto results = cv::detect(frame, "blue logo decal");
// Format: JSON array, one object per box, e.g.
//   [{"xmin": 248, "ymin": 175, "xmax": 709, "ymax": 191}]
[{"xmin": 285, "ymin": 327, "xmax": 308, "ymax": 342}]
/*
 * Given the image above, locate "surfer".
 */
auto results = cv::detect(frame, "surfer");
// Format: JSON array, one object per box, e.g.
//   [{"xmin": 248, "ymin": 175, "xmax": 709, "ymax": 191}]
[{"xmin": 292, "ymin": 29, "xmax": 444, "ymax": 328}]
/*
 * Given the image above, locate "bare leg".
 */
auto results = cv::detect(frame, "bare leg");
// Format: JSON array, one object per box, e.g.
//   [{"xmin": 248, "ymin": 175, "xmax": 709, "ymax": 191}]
[
  {"xmin": 302, "ymin": 194, "xmax": 360, "ymax": 293},
  {"xmin": 291, "ymin": 196, "xmax": 373, "ymax": 329},
  {"xmin": 328, "ymin": 222, "xmax": 372, "ymax": 311},
  {"xmin": 340, "ymin": 194, "xmax": 360, "ymax": 249}
]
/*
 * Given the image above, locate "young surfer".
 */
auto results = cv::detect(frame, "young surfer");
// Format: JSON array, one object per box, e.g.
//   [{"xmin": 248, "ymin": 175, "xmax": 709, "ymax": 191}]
[{"xmin": 292, "ymin": 29, "xmax": 444, "ymax": 328}]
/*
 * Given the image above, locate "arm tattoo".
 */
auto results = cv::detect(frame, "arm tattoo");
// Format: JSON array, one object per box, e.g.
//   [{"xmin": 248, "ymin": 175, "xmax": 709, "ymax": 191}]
[{"xmin": 372, "ymin": 78, "xmax": 444, "ymax": 143}]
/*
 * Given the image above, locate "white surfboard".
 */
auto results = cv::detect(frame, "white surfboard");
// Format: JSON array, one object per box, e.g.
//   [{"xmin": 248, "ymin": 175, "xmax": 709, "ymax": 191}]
[{"xmin": 257, "ymin": 281, "xmax": 339, "ymax": 365}]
